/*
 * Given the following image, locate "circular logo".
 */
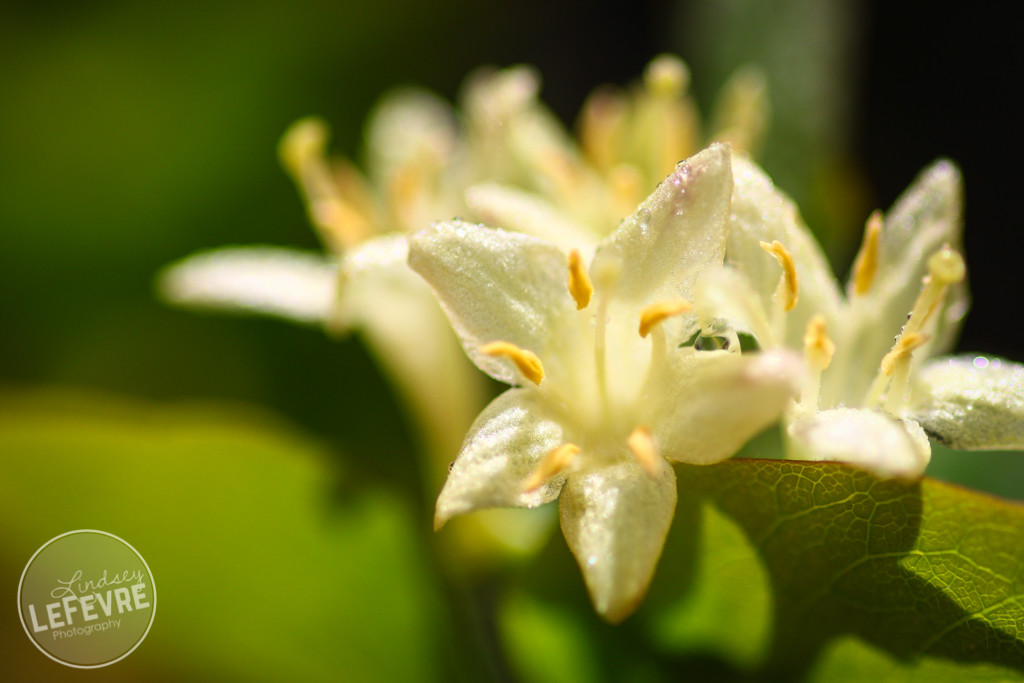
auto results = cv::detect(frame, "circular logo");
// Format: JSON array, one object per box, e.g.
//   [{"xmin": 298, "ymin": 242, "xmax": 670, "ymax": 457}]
[{"xmin": 18, "ymin": 530, "xmax": 156, "ymax": 668}]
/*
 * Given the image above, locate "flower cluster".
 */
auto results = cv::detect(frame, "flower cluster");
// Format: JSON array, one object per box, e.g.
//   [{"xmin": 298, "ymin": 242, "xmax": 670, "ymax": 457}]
[{"xmin": 158, "ymin": 59, "xmax": 1024, "ymax": 624}]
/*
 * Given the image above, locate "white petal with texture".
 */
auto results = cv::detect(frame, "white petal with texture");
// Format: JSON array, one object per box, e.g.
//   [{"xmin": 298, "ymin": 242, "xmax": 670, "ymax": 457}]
[
  {"xmin": 408, "ymin": 222, "xmax": 582, "ymax": 385},
  {"xmin": 787, "ymin": 408, "xmax": 931, "ymax": 480},
  {"xmin": 559, "ymin": 458, "xmax": 677, "ymax": 623},
  {"xmin": 158, "ymin": 247, "xmax": 336, "ymax": 324},
  {"xmin": 911, "ymin": 355, "xmax": 1024, "ymax": 450},
  {"xmin": 436, "ymin": 389, "xmax": 568, "ymax": 528}
]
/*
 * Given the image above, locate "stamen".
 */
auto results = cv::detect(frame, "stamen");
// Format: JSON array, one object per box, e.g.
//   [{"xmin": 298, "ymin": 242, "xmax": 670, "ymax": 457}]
[
  {"xmin": 479, "ymin": 341, "xmax": 545, "ymax": 385},
  {"xmin": 851, "ymin": 211, "xmax": 882, "ymax": 296},
  {"xmin": 882, "ymin": 333, "xmax": 929, "ymax": 415},
  {"xmin": 879, "ymin": 332, "xmax": 928, "ymax": 377},
  {"xmin": 800, "ymin": 315, "xmax": 834, "ymax": 413},
  {"xmin": 523, "ymin": 443, "xmax": 580, "ymax": 493},
  {"xmin": 567, "ymin": 250, "xmax": 594, "ymax": 310},
  {"xmin": 627, "ymin": 426, "xmax": 661, "ymax": 477},
  {"xmin": 279, "ymin": 118, "xmax": 373, "ymax": 250},
  {"xmin": 760, "ymin": 240, "xmax": 799, "ymax": 311},
  {"xmin": 804, "ymin": 315, "xmax": 835, "ymax": 371},
  {"xmin": 639, "ymin": 299, "xmax": 693, "ymax": 338}
]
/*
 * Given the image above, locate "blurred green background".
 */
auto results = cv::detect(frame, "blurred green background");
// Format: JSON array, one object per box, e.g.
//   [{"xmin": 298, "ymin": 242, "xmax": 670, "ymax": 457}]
[{"xmin": 1, "ymin": 1, "xmax": 1020, "ymax": 680}]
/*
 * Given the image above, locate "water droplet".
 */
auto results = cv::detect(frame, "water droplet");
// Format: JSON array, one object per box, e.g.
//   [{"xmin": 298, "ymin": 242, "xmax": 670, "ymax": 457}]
[{"xmin": 974, "ymin": 356, "xmax": 989, "ymax": 369}]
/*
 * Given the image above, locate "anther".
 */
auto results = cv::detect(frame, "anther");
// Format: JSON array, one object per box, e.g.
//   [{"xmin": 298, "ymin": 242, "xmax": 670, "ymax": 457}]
[
  {"xmin": 851, "ymin": 211, "xmax": 882, "ymax": 296},
  {"xmin": 479, "ymin": 341, "xmax": 545, "ymax": 385},
  {"xmin": 639, "ymin": 299, "xmax": 692, "ymax": 338},
  {"xmin": 760, "ymin": 240, "xmax": 799, "ymax": 311},
  {"xmin": 627, "ymin": 427, "xmax": 661, "ymax": 477},
  {"xmin": 567, "ymin": 250, "xmax": 594, "ymax": 310},
  {"xmin": 800, "ymin": 315, "xmax": 835, "ymax": 413},
  {"xmin": 523, "ymin": 443, "xmax": 580, "ymax": 492},
  {"xmin": 804, "ymin": 315, "xmax": 835, "ymax": 371},
  {"xmin": 880, "ymin": 332, "xmax": 928, "ymax": 377},
  {"xmin": 279, "ymin": 117, "xmax": 328, "ymax": 177}
]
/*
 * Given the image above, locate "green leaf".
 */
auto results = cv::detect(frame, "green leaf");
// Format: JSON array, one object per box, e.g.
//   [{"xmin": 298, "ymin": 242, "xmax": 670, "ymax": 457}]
[
  {"xmin": 0, "ymin": 388, "xmax": 439, "ymax": 682},
  {"xmin": 647, "ymin": 502, "xmax": 772, "ymax": 670},
  {"xmin": 677, "ymin": 459, "xmax": 1024, "ymax": 679}
]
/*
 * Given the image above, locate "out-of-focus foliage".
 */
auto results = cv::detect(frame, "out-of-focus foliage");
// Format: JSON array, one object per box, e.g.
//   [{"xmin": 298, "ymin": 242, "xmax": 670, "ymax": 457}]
[{"xmin": 0, "ymin": 388, "xmax": 440, "ymax": 682}]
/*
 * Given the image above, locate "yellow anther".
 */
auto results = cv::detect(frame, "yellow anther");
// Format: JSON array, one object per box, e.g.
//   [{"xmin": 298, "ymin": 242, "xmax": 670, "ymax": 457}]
[
  {"xmin": 627, "ymin": 426, "xmax": 661, "ymax": 477},
  {"xmin": 279, "ymin": 117, "xmax": 328, "ymax": 177},
  {"xmin": 567, "ymin": 250, "xmax": 594, "ymax": 310},
  {"xmin": 928, "ymin": 245, "xmax": 966, "ymax": 286},
  {"xmin": 638, "ymin": 299, "xmax": 692, "ymax": 338},
  {"xmin": 851, "ymin": 210, "xmax": 882, "ymax": 296},
  {"xmin": 479, "ymin": 341, "xmax": 545, "ymax": 385},
  {"xmin": 880, "ymin": 332, "xmax": 929, "ymax": 376},
  {"xmin": 644, "ymin": 55, "xmax": 688, "ymax": 97},
  {"xmin": 523, "ymin": 443, "xmax": 580, "ymax": 493},
  {"xmin": 803, "ymin": 314, "xmax": 835, "ymax": 371},
  {"xmin": 760, "ymin": 240, "xmax": 799, "ymax": 311}
]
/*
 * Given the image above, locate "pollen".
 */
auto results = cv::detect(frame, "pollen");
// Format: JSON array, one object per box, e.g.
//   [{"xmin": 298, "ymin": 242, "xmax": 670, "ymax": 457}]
[
  {"xmin": 851, "ymin": 210, "xmax": 882, "ymax": 296},
  {"xmin": 523, "ymin": 443, "xmax": 580, "ymax": 493},
  {"xmin": 479, "ymin": 341, "xmax": 545, "ymax": 385},
  {"xmin": 803, "ymin": 314, "xmax": 835, "ymax": 371},
  {"xmin": 638, "ymin": 299, "xmax": 692, "ymax": 338},
  {"xmin": 880, "ymin": 332, "xmax": 929, "ymax": 376},
  {"xmin": 567, "ymin": 249, "xmax": 594, "ymax": 310},
  {"xmin": 627, "ymin": 426, "xmax": 661, "ymax": 476},
  {"xmin": 760, "ymin": 240, "xmax": 799, "ymax": 311}
]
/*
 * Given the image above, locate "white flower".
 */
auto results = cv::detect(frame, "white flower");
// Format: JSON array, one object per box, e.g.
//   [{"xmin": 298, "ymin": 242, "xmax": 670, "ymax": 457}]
[
  {"xmin": 158, "ymin": 95, "xmax": 488, "ymax": 508},
  {"xmin": 704, "ymin": 154, "xmax": 1024, "ymax": 479},
  {"xmin": 466, "ymin": 55, "xmax": 770, "ymax": 248},
  {"xmin": 410, "ymin": 145, "xmax": 800, "ymax": 621}
]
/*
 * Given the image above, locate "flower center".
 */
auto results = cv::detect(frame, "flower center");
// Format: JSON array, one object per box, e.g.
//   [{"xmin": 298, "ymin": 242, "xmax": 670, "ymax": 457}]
[{"xmin": 514, "ymin": 249, "xmax": 692, "ymax": 492}]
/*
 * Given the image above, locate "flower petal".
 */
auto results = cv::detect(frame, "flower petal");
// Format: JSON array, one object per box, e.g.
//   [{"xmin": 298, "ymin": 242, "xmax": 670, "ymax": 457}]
[
  {"xmin": 786, "ymin": 408, "xmax": 931, "ymax": 480},
  {"xmin": 465, "ymin": 183, "xmax": 600, "ymax": 257},
  {"xmin": 364, "ymin": 88, "xmax": 457, "ymax": 186},
  {"xmin": 728, "ymin": 155, "xmax": 843, "ymax": 347},
  {"xmin": 559, "ymin": 458, "xmax": 677, "ymax": 623},
  {"xmin": 408, "ymin": 221, "xmax": 582, "ymax": 385},
  {"xmin": 157, "ymin": 247, "xmax": 337, "ymax": 324},
  {"xmin": 435, "ymin": 389, "xmax": 568, "ymax": 529},
  {"xmin": 835, "ymin": 161, "xmax": 967, "ymax": 403},
  {"xmin": 591, "ymin": 143, "xmax": 732, "ymax": 306},
  {"xmin": 653, "ymin": 349, "xmax": 801, "ymax": 464},
  {"xmin": 910, "ymin": 355, "xmax": 1024, "ymax": 450}
]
